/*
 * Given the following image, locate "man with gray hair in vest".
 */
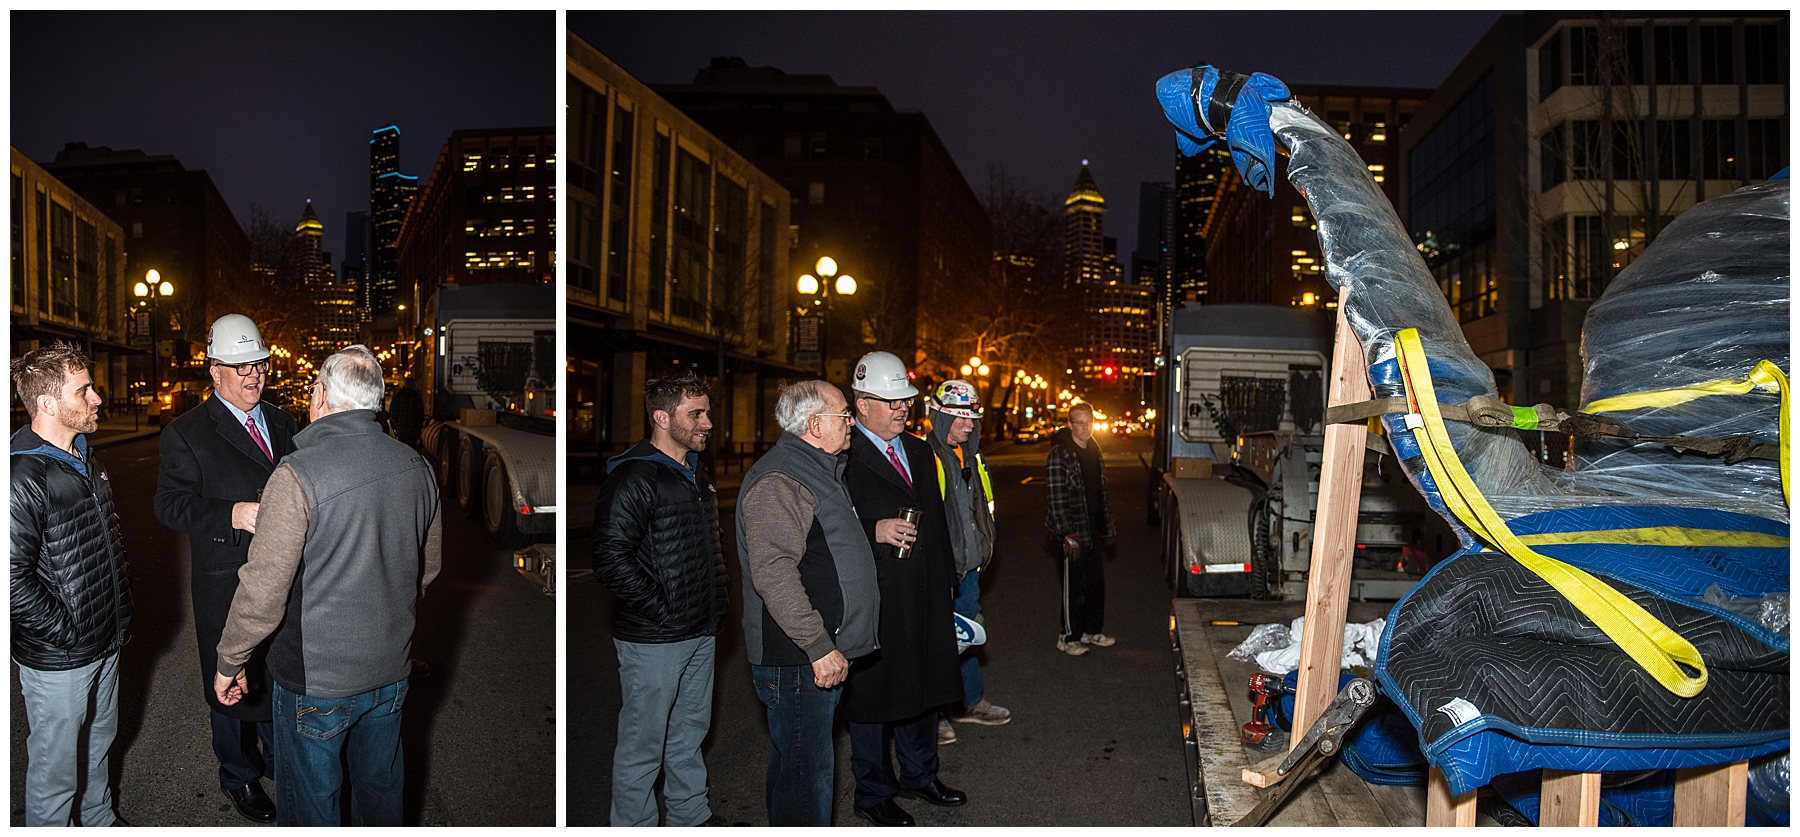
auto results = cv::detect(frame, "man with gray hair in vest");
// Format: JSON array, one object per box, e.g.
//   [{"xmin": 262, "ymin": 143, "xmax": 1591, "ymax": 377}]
[
  {"xmin": 738, "ymin": 379, "xmax": 880, "ymax": 826},
  {"xmin": 213, "ymin": 345, "xmax": 441, "ymax": 826}
]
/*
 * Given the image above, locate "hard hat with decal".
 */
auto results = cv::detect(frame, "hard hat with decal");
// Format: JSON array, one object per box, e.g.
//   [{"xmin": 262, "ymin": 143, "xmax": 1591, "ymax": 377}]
[
  {"xmin": 205, "ymin": 313, "xmax": 270, "ymax": 364},
  {"xmin": 851, "ymin": 351, "xmax": 919, "ymax": 400},
  {"xmin": 929, "ymin": 379, "xmax": 983, "ymax": 419}
]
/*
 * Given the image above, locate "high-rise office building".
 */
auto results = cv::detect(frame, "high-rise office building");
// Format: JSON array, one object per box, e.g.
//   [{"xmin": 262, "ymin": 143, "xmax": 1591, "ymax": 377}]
[
  {"xmin": 1171, "ymin": 146, "xmax": 1231, "ymax": 304},
  {"xmin": 1196, "ymin": 84, "xmax": 1428, "ymax": 308},
  {"xmin": 1062, "ymin": 162, "xmax": 1106, "ymax": 289},
  {"xmin": 291, "ymin": 201, "xmax": 358, "ymax": 357},
  {"xmin": 567, "ymin": 34, "xmax": 794, "ymax": 458},
  {"xmin": 368, "ymin": 125, "xmax": 417, "ymax": 318},
  {"xmin": 1398, "ymin": 11, "xmax": 1786, "ymax": 410},
  {"xmin": 11, "ymin": 148, "xmax": 131, "ymax": 409},
  {"xmin": 650, "ymin": 56, "xmax": 990, "ymax": 383},
  {"xmin": 341, "ymin": 209, "xmax": 369, "ymax": 297},
  {"xmin": 39, "ymin": 142, "xmax": 252, "ymax": 389}
]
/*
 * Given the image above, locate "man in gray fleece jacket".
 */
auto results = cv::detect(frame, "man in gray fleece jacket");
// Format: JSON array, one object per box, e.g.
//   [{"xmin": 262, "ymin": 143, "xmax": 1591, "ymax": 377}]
[
  {"xmin": 737, "ymin": 380, "xmax": 879, "ymax": 827},
  {"xmin": 214, "ymin": 346, "xmax": 441, "ymax": 827}
]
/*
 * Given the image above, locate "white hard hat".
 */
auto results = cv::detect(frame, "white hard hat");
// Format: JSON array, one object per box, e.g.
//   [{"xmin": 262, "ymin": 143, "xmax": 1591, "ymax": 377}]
[
  {"xmin": 206, "ymin": 314, "xmax": 270, "ymax": 364},
  {"xmin": 930, "ymin": 379, "xmax": 983, "ymax": 419},
  {"xmin": 851, "ymin": 351, "xmax": 919, "ymax": 400}
]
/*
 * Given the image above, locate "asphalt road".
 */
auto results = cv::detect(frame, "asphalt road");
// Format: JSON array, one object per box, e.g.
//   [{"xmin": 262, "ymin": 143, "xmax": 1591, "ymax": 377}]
[
  {"xmin": 569, "ymin": 431, "xmax": 1190, "ymax": 826},
  {"xmin": 10, "ymin": 435, "xmax": 555, "ymax": 827}
]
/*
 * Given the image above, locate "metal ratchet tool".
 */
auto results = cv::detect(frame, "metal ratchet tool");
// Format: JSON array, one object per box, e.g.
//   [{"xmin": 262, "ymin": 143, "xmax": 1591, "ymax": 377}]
[{"xmin": 1231, "ymin": 677, "xmax": 1377, "ymax": 827}]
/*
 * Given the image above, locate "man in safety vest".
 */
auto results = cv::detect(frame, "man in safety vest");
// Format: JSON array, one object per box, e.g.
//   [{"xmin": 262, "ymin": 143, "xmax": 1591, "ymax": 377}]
[{"xmin": 925, "ymin": 380, "xmax": 1009, "ymax": 744}]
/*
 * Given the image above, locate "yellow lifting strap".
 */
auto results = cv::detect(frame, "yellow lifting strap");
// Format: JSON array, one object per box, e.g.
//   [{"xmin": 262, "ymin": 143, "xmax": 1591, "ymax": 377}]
[
  {"xmin": 1394, "ymin": 328, "xmax": 1709, "ymax": 698},
  {"xmin": 1584, "ymin": 359, "xmax": 1790, "ymax": 505},
  {"xmin": 935, "ymin": 452, "xmax": 997, "ymax": 514}
]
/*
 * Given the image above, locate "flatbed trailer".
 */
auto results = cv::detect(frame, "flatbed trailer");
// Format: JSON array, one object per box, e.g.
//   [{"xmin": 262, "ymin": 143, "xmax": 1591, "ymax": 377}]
[{"xmin": 1171, "ymin": 598, "xmax": 1494, "ymax": 827}]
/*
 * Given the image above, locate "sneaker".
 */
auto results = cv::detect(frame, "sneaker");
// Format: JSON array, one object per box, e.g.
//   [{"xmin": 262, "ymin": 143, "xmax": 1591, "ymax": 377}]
[
  {"xmin": 1080, "ymin": 632, "xmax": 1117, "ymax": 647},
  {"xmin": 1056, "ymin": 637, "xmax": 1091, "ymax": 656},
  {"xmin": 957, "ymin": 699, "xmax": 1011, "ymax": 726},
  {"xmin": 937, "ymin": 717, "xmax": 958, "ymax": 745}
]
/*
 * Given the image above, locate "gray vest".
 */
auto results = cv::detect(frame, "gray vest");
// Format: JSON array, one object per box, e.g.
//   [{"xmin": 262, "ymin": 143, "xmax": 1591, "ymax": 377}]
[
  {"xmin": 737, "ymin": 432, "xmax": 880, "ymax": 662},
  {"xmin": 271, "ymin": 409, "xmax": 437, "ymax": 698}
]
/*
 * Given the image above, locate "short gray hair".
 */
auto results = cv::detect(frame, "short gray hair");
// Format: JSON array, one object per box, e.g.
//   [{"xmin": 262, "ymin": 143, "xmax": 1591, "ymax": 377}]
[
  {"xmin": 317, "ymin": 345, "xmax": 385, "ymax": 412},
  {"xmin": 775, "ymin": 379, "xmax": 842, "ymax": 435}
]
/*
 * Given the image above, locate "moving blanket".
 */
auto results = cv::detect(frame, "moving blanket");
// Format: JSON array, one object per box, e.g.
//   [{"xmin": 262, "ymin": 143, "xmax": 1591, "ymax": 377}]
[{"xmin": 1155, "ymin": 65, "xmax": 1790, "ymax": 799}]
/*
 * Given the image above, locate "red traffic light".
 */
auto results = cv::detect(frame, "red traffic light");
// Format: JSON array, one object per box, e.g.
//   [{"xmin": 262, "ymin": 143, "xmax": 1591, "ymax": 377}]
[
  {"xmin": 906, "ymin": 369, "xmax": 916, "ymax": 380},
  {"xmin": 1103, "ymin": 366, "xmax": 1115, "ymax": 377}
]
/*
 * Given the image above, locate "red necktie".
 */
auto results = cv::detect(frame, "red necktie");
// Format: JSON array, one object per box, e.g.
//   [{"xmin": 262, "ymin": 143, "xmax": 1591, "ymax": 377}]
[
  {"xmin": 887, "ymin": 443, "xmax": 912, "ymax": 487},
  {"xmin": 247, "ymin": 416, "xmax": 273, "ymax": 463}
]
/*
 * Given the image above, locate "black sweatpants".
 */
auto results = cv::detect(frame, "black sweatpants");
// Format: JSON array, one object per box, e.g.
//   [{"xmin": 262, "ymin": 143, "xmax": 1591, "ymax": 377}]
[{"xmin": 1055, "ymin": 543, "xmax": 1105, "ymax": 642}]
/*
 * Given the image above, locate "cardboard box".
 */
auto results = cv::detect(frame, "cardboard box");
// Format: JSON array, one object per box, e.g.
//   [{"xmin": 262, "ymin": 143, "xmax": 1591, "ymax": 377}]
[
  {"xmin": 460, "ymin": 408, "xmax": 498, "ymax": 427},
  {"xmin": 1171, "ymin": 457, "xmax": 1213, "ymax": 480}
]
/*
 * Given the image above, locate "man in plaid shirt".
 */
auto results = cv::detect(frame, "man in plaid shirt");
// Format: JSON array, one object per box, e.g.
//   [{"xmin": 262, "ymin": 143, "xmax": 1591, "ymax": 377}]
[{"xmin": 1043, "ymin": 404, "xmax": 1116, "ymax": 656}]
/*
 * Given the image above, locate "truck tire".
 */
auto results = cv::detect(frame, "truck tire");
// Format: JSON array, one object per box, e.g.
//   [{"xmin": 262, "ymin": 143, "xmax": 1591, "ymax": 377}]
[
  {"xmin": 434, "ymin": 429, "xmax": 456, "ymax": 489},
  {"xmin": 1248, "ymin": 493, "xmax": 1275, "ymax": 600},
  {"xmin": 457, "ymin": 436, "xmax": 483, "ymax": 519},
  {"xmin": 482, "ymin": 450, "xmax": 530, "ymax": 548}
]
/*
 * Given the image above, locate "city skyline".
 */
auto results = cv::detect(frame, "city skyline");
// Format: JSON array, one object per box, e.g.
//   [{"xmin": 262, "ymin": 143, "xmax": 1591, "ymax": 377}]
[
  {"xmin": 12, "ymin": 11, "xmax": 554, "ymax": 265},
  {"xmin": 572, "ymin": 10, "xmax": 1506, "ymax": 258}
]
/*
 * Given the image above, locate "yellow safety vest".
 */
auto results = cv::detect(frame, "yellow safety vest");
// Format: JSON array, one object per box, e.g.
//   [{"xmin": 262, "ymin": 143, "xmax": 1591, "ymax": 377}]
[{"xmin": 936, "ymin": 450, "xmax": 995, "ymax": 515}]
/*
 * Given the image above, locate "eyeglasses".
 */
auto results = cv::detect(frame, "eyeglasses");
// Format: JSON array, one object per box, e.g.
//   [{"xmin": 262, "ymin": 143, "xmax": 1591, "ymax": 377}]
[
  {"xmin": 215, "ymin": 360, "xmax": 270, "ymax": 377},
  {"xmin": 861, "ymin": 396, "xmax": 912, "ymax": 411},
  {"xmin": 812, "ymin": 412, "xmax": 854, "ymax": 423}
]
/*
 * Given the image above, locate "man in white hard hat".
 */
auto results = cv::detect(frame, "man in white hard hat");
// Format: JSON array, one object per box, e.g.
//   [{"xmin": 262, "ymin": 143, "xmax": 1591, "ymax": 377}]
[
  {"xmin": 153, "ymin": 313, "xmax": 297, "ymax": 823},
  {"xmin": 924, "ymin": 380, "xmax": 1009, "ymax": 747},
  {"xmin": 840, "ymin": 351, "xmax": 966, "ymax": 827}
]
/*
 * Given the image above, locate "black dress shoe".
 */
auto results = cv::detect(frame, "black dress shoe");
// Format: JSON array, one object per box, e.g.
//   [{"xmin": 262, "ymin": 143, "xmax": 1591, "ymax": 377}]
[
  {"xmin": 226, "ymin": 781, "xmax": 276, "ymax": 823},
  {"xmin": 854, "ymin": 798, "xmax": 915, "ymax": 827},
  {"xmin": 897, "ymin": 779, "xmax": 967, "ymax": 807}
]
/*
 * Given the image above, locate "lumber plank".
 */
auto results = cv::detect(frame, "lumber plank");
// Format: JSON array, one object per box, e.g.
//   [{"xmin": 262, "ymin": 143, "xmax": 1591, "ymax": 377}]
[
  {"xmin": 1425, "ymin": 766, "xmax": 1477, "ymax": 827},
  {"xmin": 1673, "ymin": 761, "xmax": 1748, "ymax": 826},
  {"xmin": 1540, "ymin": 770, "xmax": 1602, "ymax": 826},
  {"xmin": 1289, "ymin": 305, "xmax": 1371, "ymax": 742}
]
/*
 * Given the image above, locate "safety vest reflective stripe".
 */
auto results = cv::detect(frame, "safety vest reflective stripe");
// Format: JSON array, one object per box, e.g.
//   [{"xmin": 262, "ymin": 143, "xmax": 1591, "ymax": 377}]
[
  {"xmin": 1395, "ymin": 327, "xmax": 1709, "ymax": 698},
  {"xmin": 935, "ymin": 451, "xmax": 996, "ymax": 514}
]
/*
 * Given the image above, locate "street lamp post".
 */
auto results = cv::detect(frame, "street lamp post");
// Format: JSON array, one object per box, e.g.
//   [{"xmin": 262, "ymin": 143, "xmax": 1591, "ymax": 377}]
[
  {"xmin": 797, "ymin": 256, "xmax": 858, "ymax": 378},
  {"xmin": 133, "ymin": 269, "xmax": 176, "ymax": 420}
]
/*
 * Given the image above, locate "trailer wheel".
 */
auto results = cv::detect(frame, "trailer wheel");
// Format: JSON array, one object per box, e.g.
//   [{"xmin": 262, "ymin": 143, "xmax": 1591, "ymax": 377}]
[
  {"xmin": 434, "ymin": 430, "xmax": 456, "ymax": 489},
  {"xmin": 482, "ymin": 450, "xmax": 529, "ymax": 548},
  {"xmin": 457, "ymin": 436, "xmax": 483, "ymax": 519},
  {"xmin": 1249, "ymin": 493, "xmax": 1275, "ymax": 600}
]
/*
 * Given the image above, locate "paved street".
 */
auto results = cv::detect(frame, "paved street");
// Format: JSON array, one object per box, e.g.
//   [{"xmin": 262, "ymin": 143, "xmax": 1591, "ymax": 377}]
[
  {"xmin": 10, "ymin": 434, "xmax": 555, "ymax": 827},
  {"xmin": 569, "ymin": 432, "xmax": 1190, "ymax": 826}
]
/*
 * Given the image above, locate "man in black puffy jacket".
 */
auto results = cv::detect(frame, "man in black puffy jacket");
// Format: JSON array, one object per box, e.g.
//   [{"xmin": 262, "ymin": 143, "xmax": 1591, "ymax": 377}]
[
  {"xmin": 592, "ymin": 373, "xmax": 729, "ymax": 827},
  {"xmin": 10, "ymin": 342, "xmax": 133, "ymax": 826}
]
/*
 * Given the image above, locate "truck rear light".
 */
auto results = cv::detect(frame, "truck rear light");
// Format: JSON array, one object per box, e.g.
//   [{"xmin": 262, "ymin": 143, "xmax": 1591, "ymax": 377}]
[{"xmin": 1197, "ymin": 563, "xmax": 1252, "ymax": 574}]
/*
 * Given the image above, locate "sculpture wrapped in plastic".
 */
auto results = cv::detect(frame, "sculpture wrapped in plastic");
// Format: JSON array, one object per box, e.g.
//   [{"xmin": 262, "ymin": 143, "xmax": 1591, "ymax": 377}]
[{"xmin": 1156, "ymin": 64, "xmax": 1788, "ymax": 802}]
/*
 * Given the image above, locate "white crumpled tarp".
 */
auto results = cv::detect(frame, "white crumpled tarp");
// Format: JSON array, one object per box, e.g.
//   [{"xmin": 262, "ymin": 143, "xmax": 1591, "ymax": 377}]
[{"xmin": 1230, "ymin": 616, "xmax": 1385, "ymax": 675}]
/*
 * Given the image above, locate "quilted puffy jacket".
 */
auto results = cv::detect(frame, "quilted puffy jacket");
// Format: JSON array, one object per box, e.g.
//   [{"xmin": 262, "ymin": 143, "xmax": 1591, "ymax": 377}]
[
  {"xmin": 10, "ymin": 427, "xmax": 133, "ymax": 671},
  {"xmin": 591, "ymin": 440, "xmax": 728, "ymax": 643}
]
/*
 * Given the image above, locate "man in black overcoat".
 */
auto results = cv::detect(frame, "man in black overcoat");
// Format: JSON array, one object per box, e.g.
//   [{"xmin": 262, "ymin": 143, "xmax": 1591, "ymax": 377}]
[
  {"xmin": 152, "ymin": 314, "xmax": 296, "ymax": 823},
  {"xmin": 840, "ymin": 352, "xmax": 967, "ymax": 827}
]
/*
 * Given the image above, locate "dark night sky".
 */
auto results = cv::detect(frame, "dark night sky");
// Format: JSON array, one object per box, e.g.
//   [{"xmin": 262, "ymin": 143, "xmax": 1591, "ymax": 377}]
[
  {"xmin": 12, "ymin": 11, "xmax": 555, "ymax": 266},
  {"xmin": 573, "ymin": 10, "xmax": 1511, "ymax": 259}
]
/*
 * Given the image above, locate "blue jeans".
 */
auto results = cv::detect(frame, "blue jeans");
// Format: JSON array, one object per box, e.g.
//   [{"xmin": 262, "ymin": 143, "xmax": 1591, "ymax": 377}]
[
  {"xmin": 751, "ymin": 664, "xmax": 841, "ymax": 826},
  {"xmin": 272, "ymin": 679, "xmax": 408, "ymax": 827},
  {"xmin": 953, "ymin": 571, "xmax": 984, "ymax": 709},
  {"xmin": 17, "ymin": 652, "xmax": 119, "ymax": 826},
  {"xmin": 612, "ymin": 636, "xmax": 715, "ymax": 826}
]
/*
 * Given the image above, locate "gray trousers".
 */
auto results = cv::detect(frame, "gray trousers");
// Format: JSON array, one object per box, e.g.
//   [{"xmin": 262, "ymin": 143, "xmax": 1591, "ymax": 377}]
[
  {"xmin": 18, "ymin": 652, "xmax": 121, "ymax": 827},
  {"xmin": 612, "ymin": 636, "xmax": 716, "ymax": 827}
]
